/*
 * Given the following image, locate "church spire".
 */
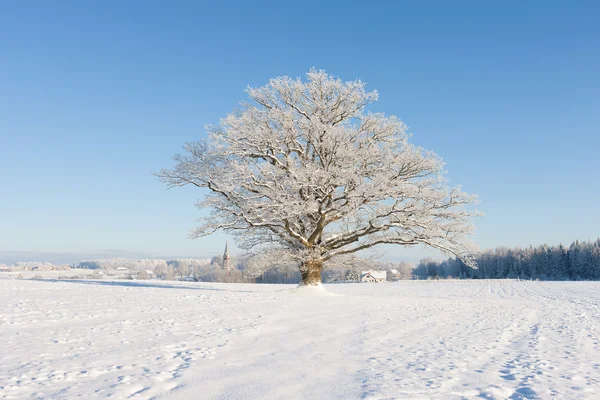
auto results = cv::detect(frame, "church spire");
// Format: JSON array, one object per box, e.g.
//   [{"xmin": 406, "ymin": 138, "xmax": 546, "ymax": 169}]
[{"xmin": 223, "ymin": 242, "xmax": 231, "ymax": 271}]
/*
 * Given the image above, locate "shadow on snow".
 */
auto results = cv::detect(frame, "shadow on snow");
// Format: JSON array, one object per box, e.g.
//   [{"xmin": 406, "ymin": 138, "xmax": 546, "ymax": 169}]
[{"xmin": 34, "ymin": 278, "xmax": 262, "ymax": 293}]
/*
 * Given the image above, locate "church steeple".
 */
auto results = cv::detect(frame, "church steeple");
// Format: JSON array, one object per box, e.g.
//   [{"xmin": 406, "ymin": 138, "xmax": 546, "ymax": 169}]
[{"xmin": 223, "ymin": 242, "xmax": 231, "ymax": 272}]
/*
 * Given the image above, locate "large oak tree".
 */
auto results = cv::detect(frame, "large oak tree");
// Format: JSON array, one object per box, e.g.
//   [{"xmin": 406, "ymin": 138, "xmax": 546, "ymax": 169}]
[{"xmin": 158, "ymin": 70, "xmax": 478, "ymax": 285}]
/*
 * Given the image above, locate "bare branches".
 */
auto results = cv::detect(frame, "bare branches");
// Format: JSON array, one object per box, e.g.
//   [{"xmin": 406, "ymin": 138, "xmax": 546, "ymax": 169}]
[{"xmin": 159, "ymin": 69, "xmax": 479, "ymax": 274}]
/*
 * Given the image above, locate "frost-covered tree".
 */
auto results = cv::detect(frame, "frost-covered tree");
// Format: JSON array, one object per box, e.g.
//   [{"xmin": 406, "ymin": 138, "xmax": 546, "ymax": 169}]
[
  {"xmin": 158, "ymin": 70, "xmax": 479, "ymax": 285},
  {"xmin": 395, "ymin": 260, "xmax": 416, "ymax": 280},
  {"xmin": 345, "ymin": 269, "xmax": 360, "ymax": 282}
]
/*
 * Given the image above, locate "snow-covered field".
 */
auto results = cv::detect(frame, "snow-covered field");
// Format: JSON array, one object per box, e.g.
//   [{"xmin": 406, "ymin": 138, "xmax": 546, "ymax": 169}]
[{"xmin": 1, "ymin": 279, "xmax": 599, "ymax": 399}]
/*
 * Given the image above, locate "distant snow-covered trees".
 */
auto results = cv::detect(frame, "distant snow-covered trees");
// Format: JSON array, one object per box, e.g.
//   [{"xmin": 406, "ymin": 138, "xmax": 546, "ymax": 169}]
[
  {"xmin": 414, "ymin": 239, "xmax": 600, "ymax": 280},
  {"xmin": 168, "ymin": 259, "xmax": 212, "ymax": 278},
  {"xmin": 77, "ymin": 258, "xmax": 171, "ymax": 272},
  {"xmin": 70, "ymin": 257, "xmax": 250, "ymax": 282},
  {"xmin": 158, "ymin": 69, "xmax": 479, "ymax": 285},
  {"xmin": 391, "ymin": 260, "xmax": 416, "ymax": 280},
  {"xmin": 3, "ymin": 261, "xmax": 70, "ymax": 271},
  {"xmin": 345, "ymin": 269, "xmax": 360, "ymax": 282}
]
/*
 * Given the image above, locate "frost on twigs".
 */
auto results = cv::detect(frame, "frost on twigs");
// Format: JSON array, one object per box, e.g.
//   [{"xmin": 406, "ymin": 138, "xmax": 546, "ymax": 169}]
[{"xmin": 157, "ymin": 69, "xmax": 480, "ymax": 285}]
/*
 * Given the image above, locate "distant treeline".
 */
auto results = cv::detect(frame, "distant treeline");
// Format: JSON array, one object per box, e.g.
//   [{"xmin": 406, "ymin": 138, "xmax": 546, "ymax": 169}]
[
  {"xmin": 415, "ymin": 239, "xmax": 600, "ymax": 280},
  {"xmin": 6, "ymin": 239, "xmax": 600, "ymax": 282},
  {"xmin": 71, "ymin": 256, "xmax": 416, "ymax": 284},
  {"xmin": 75, "ymin": 257, "xmax": 250, "ymax": 282}
]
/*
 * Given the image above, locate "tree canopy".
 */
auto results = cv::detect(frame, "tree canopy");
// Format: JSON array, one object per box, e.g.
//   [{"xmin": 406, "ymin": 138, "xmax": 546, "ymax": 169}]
[{"xmin": 158, "ymin": 70, "xmax": 479, "ymax": 285}]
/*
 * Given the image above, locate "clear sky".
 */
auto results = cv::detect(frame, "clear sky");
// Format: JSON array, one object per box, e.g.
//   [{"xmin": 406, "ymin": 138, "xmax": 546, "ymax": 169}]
[{"xmin": 1, "ymin": 1, "xmax": 598, "ymax": 264}]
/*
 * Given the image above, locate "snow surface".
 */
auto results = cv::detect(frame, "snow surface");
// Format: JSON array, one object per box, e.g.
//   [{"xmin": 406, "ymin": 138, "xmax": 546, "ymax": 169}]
[{"xmin": 1, "ymin": 279, "xmax": 600, "ymax": 399}]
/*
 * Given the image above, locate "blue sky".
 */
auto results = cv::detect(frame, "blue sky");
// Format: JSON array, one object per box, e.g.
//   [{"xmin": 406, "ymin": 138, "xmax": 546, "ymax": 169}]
[{"xmin": 1, "ymin": 1, "xmax": 598, "ymax": 264}]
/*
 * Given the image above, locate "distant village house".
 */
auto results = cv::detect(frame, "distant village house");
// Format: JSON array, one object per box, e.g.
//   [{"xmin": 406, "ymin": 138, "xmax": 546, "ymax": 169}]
[{"xmin": 361, "ymin": 270, "xmax": 386, "ymax": 283}]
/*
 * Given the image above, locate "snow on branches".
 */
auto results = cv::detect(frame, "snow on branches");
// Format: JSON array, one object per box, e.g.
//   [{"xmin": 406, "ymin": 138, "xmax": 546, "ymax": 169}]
[{"xmin": 158, "ymin": 69, "xmax": 479, "ymax": 284}]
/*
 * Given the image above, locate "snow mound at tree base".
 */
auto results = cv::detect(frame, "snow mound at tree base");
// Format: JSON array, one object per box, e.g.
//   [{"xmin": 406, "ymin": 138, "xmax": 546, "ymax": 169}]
[{"xmin": 292, "ymin": 283, "xmax": 341, "ymax": 296}]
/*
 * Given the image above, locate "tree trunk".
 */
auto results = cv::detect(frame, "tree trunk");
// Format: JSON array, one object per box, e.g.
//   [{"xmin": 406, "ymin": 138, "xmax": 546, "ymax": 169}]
[{"xmin": 300, "ymin": 260, "xmax": 323, "ymax": 286}]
